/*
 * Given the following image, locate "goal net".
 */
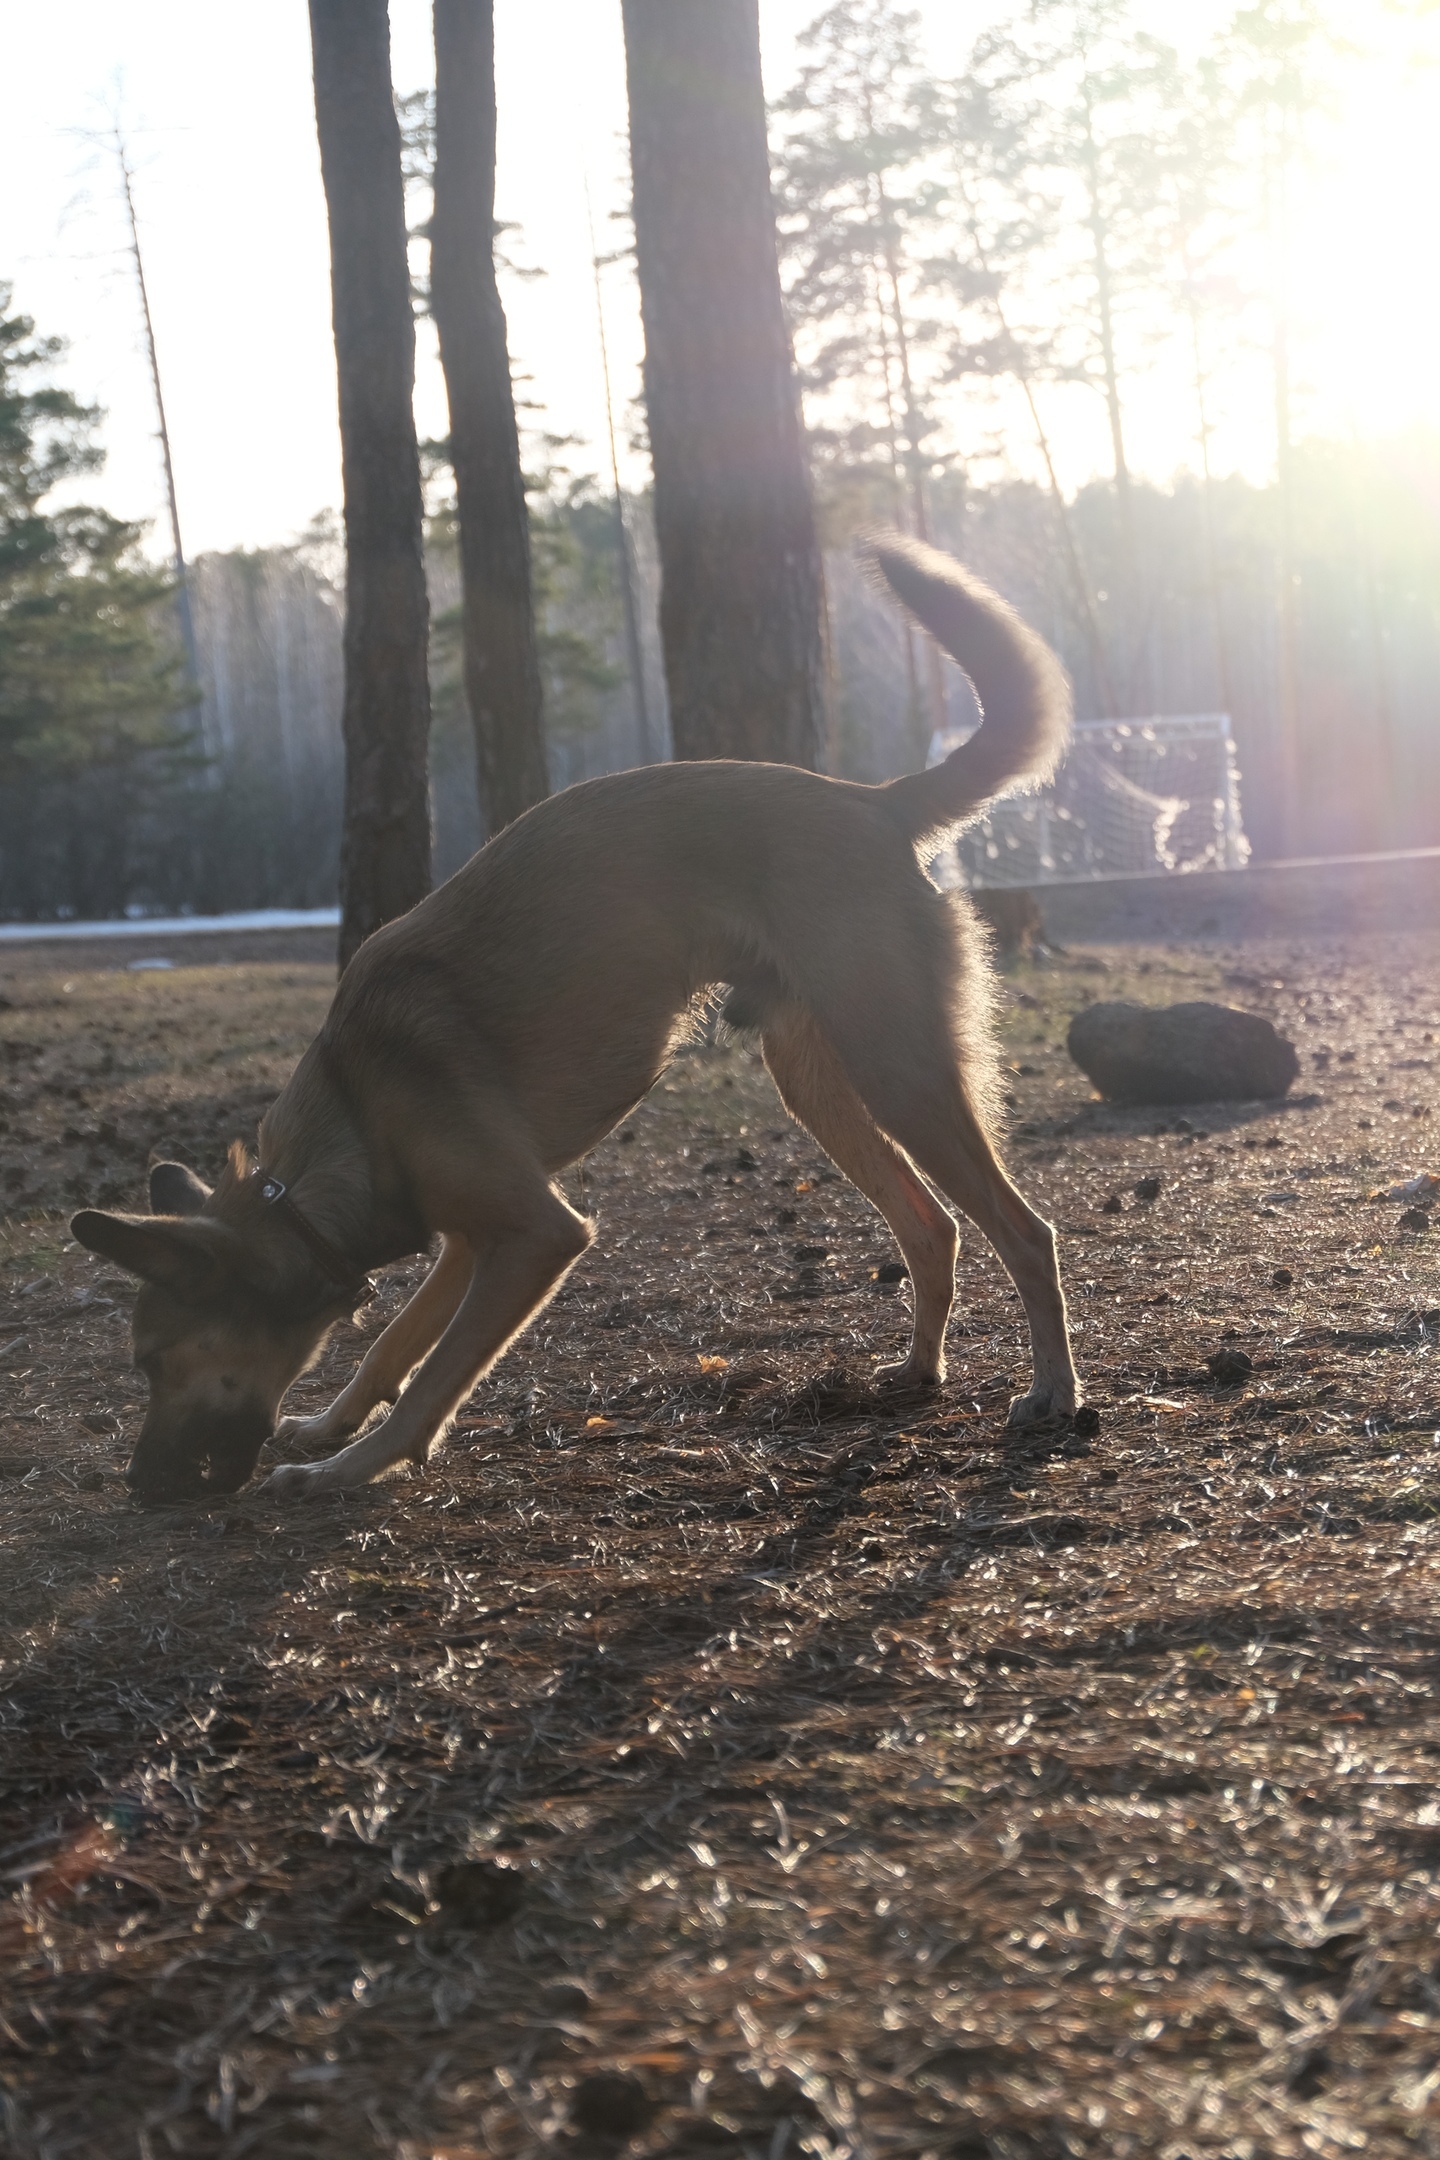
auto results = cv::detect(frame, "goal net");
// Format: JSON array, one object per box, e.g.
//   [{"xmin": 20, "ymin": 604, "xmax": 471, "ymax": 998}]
[{"xmin": 929, "ymin": 713, "xmax": 1249, "ymax": 891}]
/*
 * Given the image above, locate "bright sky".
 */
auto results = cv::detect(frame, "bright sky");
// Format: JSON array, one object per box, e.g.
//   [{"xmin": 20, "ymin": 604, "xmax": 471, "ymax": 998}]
[{"xmin": 2, "ymin": 2, "xmax": 1436, "ymax": 560}]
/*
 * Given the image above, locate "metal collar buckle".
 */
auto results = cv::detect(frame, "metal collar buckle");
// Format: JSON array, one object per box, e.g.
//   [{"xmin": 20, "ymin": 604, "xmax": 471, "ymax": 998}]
[{"xmin": 254, "ymin": 1169, "xmax": 371, "ymax": 1299}]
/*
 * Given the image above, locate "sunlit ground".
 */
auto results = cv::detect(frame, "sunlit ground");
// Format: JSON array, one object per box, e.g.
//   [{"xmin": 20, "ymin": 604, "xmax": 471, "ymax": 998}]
[{"xmin": 3, "ymin": 922, "xmax": 1438, "ymax": 2155}]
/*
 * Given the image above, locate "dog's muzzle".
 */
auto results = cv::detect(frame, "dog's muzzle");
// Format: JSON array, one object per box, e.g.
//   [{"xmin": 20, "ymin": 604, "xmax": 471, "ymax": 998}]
[{"xmin": 125, "ymin": 1406, "xmax": 272, "ymax": 1500}]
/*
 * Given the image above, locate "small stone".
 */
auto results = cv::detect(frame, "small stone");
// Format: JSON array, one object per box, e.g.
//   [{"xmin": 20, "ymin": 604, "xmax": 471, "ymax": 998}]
[
  {"xmin": 1132, "ymin": 1175, "xmax": 1163, "ymax": 1203},
  {"xmin": 1101, "ymin": 1193, "xmax": 1124, "ymax": 1214},
  {"xmin": 923, "ymin": 2039, "xmax": 1007, "ymax": 2087},
  {"xmin": 1207, "ymin": 1348, "xmax": 1254, "ymax": 1386},
  {"xmin": 665, "ymin": 2117, "xmax": 745, "ymax": 2149},
  {"xmin": 571, "ymin": 2071, "xmax": 655, "ymax": 2137},
  {"xmin": 541, "ymin": 1980, "xmax": 591, "ymax": 2018},
  {"xmin": 1272, "ymin": 1266, "xmax": 1295, "ymax": 1288},
  {"xmin": 207, "ymin": 1714, "xmax": 253, "ymax": 1749},
  {"xmin": 434, "ymin": 1858, "xmax": 526, "ymax": 1927},
  {"xmin": 1288, "ymin": 2043, "xmax": 1332, "ymax": 2098}
]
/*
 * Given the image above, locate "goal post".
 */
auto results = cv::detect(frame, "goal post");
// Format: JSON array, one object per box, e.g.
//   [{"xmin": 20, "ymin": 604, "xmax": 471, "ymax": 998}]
[{"xmin": 929, "ymin": 713, "xmax": 1249, "ymax": 891}]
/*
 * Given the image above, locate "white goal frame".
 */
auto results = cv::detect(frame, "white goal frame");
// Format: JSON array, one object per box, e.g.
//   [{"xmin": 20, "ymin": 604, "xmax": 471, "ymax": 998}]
[{"xmin": 929, "ymin": 712, "xmax": 1248, "ymax": 891}]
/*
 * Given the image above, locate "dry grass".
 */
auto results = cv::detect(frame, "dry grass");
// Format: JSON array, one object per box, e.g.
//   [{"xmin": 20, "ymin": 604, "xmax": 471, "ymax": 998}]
[{"xmin": 1, "ymin": 930, "xmax": 1438, "ymax": 2160}]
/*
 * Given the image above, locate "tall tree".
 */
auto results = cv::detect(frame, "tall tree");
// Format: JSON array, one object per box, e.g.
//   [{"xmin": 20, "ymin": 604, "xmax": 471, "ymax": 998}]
[
  {"xmin": 0, "ymin": 292, "xmax": 186, "ymax": 785},
  {"xmin": 309, "ymin": 0, "xmax": 432, "ymax": 968},
  {"xmin": 0, "ymin": 293, "xmax": 198, "ymax": 921},
  {"xmin": 1218, "ymin": 0, "xmax": 1336, "ymax": 855},
  {"xmin": 970, "ymin": 0, "xmax": 1179, "ymax": 708},
  {"xmin": 621, "ymin": 0, "xmax": 826, "ymax": 767},
  {"xmin": 776, "ymin": 4, "xmax": 940, "ymax": 522},
  {"xmin": 1155, "ymin": 48, "xmax": 1241, "ymax": 726},
  {"xmin": 431, "ymin": 0, "xmax": 549, "ymax": 836},
  {"xmin": 775, "ymin": 0, "xmax": 969, "ymax": 751}
]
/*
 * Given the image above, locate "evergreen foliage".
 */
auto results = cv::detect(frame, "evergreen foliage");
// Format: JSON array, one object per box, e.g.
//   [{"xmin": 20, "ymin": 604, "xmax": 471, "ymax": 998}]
[
  {"xmin": 1, "ymin": 2, "xmax": 1435, "ymax": 914},
  {"xmin": 0, "ymin": 292, "xmax": 189, "ymax": 785}
]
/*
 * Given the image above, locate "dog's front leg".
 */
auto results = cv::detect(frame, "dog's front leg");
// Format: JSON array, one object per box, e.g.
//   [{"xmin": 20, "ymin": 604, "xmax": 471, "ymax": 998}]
[
  {"xmin": 273, "ymin": 1235, "xmax": 472, "ymax": 1453},
  {"xmin": 262, "ymin": 1199, "xmax": 591, "ymax": 1500}
]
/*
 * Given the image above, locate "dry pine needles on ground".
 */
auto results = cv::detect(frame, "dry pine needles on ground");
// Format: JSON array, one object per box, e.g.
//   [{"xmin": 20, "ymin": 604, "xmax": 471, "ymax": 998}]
[{"xmin": 1, "ymin": 930, "xmax": 1438, "ymax": 2160}]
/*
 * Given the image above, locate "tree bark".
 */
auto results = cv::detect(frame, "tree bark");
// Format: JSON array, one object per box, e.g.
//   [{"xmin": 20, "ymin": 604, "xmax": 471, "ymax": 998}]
[
  {"xmin": 309, "ymin": 0, "xmax": 432, "ymax": 969},
  {"xmin": 1079, "ymin": 84, "xmax": 1144, "ymax": 711},
  {"xmin": 1269, "ymin": 135, "xmax": 1301, "ymax": 857},
  {"xmin": 431, "ymin": 0, "xmax": 549, "ymax": 836},
  {"xmin": 621, "ymin": 0, "xmax": 826, "ymax": 767}
]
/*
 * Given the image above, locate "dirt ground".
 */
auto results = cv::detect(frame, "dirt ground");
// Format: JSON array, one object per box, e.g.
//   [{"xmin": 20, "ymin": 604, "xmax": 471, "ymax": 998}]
[{"xmin": 1, "ymin": 928, "xmax": 1438, "ymax": 2160}]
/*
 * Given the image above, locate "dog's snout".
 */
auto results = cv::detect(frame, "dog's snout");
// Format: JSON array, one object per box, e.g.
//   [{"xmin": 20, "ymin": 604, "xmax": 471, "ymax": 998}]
[
  {"xmin": 124, "ymin": 1438, "xmax": 199, "ymax": 1500},
  {"xmin": 126, "ymin": 1403, "xmax": 273, "ymax": 1499}
]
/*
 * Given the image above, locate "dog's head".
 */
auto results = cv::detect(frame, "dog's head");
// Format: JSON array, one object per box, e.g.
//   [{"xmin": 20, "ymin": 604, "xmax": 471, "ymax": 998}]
[{"xmin": 71, "ymin": 1153, "xmax": 344, "ymax": 1500}]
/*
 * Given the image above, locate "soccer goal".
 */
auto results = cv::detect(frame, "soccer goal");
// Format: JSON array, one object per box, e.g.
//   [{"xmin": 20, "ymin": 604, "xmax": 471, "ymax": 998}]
[{"xmin": 930, "ymin": 713, "xmax": 1249, "ymax": 891}]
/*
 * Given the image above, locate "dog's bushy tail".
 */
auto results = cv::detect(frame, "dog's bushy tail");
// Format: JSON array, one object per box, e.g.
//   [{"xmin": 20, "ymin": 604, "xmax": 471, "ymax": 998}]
[{"xmin": 868, "ymin": 534, "xmax": 1072, "ymax": 854}]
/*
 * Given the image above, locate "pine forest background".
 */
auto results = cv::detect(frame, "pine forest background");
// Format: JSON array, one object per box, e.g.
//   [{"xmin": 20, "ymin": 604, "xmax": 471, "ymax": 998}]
[{"xmin": 2, "ymin": 0, "xmax": 1438, "ymax": 921}]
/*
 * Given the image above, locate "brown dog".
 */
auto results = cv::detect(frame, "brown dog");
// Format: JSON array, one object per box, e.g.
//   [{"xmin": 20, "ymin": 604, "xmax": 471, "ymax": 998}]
[{"xmin": 72, "ymin": 538, "xmax": 1079, "ymax": 1501}]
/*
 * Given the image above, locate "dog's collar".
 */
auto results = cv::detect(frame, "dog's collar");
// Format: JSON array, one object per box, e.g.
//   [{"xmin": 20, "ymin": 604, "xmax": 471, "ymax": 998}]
[{"xmin": 253, "ymin": 1169, "xmax": 372, "ymax": 1300}]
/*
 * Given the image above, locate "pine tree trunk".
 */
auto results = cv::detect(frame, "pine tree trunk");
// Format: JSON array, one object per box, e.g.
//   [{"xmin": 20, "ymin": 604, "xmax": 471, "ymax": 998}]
[
  {"xmin": 1075, "ymin": 84, "xmax": 1146, "ymax": 715},
  {"xmin": 309, "ymin": 0, "xmax": 432, "ymax": 969},
  {"xmin": 621, "ymin": 0, "xmax": 826, "ymax": 767},
  {"xmin": 431, "ymin": 0, "xmax": 549, "ymax": 837}
]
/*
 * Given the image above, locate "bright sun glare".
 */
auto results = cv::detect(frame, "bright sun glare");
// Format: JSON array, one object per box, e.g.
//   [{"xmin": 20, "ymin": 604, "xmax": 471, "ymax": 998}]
[
  {"xmin": 1303, "ymin": 25, "xmax": 1440, "ymax": 442},
  {"xmin": 0, "ymin": 1, "xmax": 1436, "ymax": 551}
]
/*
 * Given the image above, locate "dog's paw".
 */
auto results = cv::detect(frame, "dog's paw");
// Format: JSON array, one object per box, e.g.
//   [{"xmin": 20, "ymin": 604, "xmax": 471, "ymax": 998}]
[
  {"xmin": 273, "ymin": 1410, "xmax": 348, "ymax": 1449},
  {"xmin": 260, "ymin": 1459, "xmax": 331, "ymax": 1503},
  {"xmin": 873, "ymin": 1356, "xmax": 942, "ymax": 1392},
  {"xmin": 1005, "ymin": 1383, "xmax": 1079, "ymax": 1431}
]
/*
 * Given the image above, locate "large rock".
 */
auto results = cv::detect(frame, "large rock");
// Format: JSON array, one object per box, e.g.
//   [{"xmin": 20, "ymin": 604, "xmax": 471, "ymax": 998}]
[{"xmin": 1066, "ymin": 999, "xmax": 1299, "ymax": 1105}]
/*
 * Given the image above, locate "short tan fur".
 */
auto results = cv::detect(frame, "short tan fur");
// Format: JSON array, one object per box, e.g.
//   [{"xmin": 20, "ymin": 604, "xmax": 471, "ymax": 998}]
[{"xmin": 73, "ymin": 537, "xmax": 1080, "ymax": 1502}]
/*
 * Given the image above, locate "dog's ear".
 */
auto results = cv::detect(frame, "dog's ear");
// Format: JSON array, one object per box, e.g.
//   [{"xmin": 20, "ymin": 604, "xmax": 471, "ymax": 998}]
[
  {"xmin": 148, "ymin": 1161, "xmax": 211, "ymax": 1217},
  {"xmin": 70, "ymin": 1211, "xmax": 229, "ymax": 1301}
]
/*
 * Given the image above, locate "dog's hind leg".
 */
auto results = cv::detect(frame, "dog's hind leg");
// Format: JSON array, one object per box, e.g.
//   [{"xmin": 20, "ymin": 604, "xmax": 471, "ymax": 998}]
[
  {"xmin": 762, "ymin": 1006, "xmax": 958, "ymax": 1387},
  {"xmin": 264, "ymin": 1178, "xmax": 591, "ymax": 1499},
  {"xmin": 847, "ymin": 1062, "xmax": 1076, "ymax": 1427},
  {"xmin": 931, "ymin": 1143, "xmax": 1076, "ymax": 1429},
  {"xmin": 819, "ymin": 978, "xmax": 1078, "ymax": 1428},
  {"xmin": 271, "ymin": 1233, "xmax": 473, "ymax": 1456}
]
